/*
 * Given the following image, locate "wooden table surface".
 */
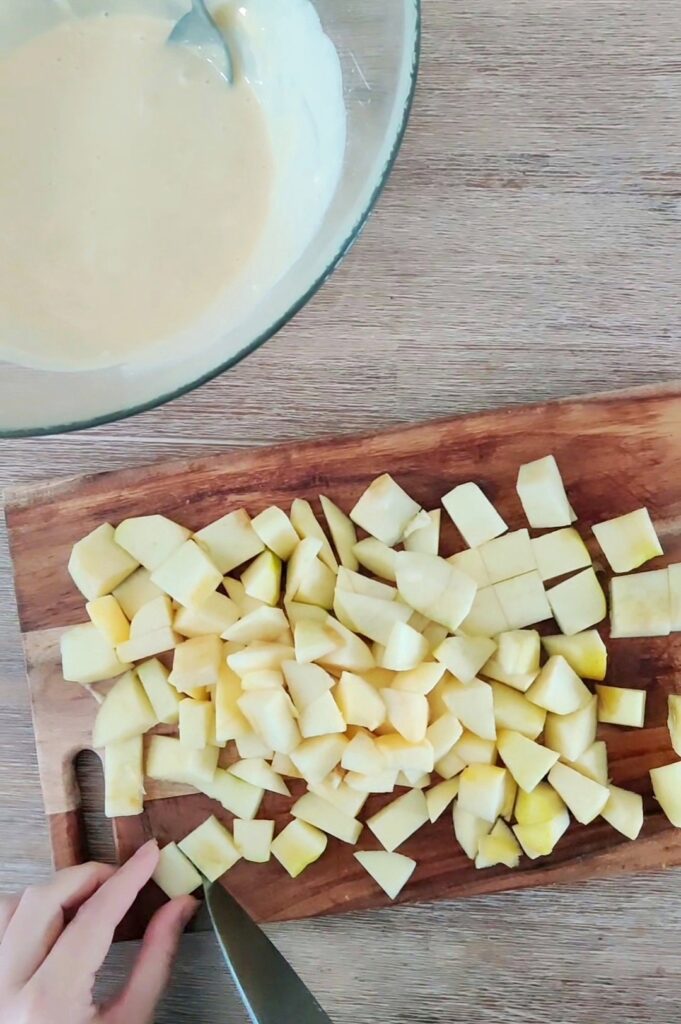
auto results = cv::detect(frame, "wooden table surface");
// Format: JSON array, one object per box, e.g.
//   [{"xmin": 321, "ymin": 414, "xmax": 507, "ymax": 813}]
[{"xmin": 3, "ymin": 1, "xmax": 681, "ymax": 1020}]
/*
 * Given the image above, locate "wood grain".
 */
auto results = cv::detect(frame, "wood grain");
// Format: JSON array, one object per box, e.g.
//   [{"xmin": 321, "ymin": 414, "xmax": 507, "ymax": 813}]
[
  {"xmin": 7, "ymin": 383, "xmax": 681, "ymax": 940},
  {"xmin": 4, "ymin": 2, "xmax": 681, "ymax": 1020}
]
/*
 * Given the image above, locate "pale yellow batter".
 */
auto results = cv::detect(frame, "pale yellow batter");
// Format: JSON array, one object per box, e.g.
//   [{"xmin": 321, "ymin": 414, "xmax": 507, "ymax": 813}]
[{"xmin": 0, "ymin": 13, "xmax": 273, "ymax": 369}]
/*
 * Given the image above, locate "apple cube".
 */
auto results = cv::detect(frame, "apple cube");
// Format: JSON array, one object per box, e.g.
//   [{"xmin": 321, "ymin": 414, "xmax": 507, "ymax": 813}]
[
  {"xmin": 403, "ymin": 509, "xmax": 440, "ymax": 557},
  {"xmin": 113, "ymin": 568, "xmax": 163, "ymax": 619},
  {"xmin": 283, "ymin": 661, "xmax": 334, "ymax": 710},
  {"xmin": 426, "ymin": 713, "xmax": 464, "ymax": 760},
  {"xmin": 494, "ymin": 571, "xmax": 552, "ymax": 630},
  {"xmin": 670, "ymin": 564, "xmax": 681, "ymax": 631},
  {"xmin": 491, "ymin": 681, "xmax": 546, "ymax": 740},
  {"xmin": 169, "ymin": 634, "xmax": 222, "ymax": 693},
  {"xmin": 299, "ymin": 691, "xmax": 345, "ymax": 738},
  {"xmin": 451, "ymin": 731, "xmax": 497, "ymax": 767},
  {"xmin": 213, "ymin": 666, "xmax": 248, "ymax": 743},
  {"xmin": 547, "ymin": 568, "xmax": 607, "ymax": 636},
  {"xmin": 292, "ymin": 792, "xmax": 363, "ymax": 844},
  {"xmin": 434, "ymin": 747, "xmax": 467, "ymax": 780},
  {"xmin": 117, "ymin": 626, "xmax": 178, "ymax": 663},
  {"xmin": 241, "ymin": 551, "xmax": 282, "ymax": 607},
  {"xmin": 345, "ymin": 769, "xmax": 398, "ymax": 793},
  {"xmin": 146, "ymin": 735, "xmax": 219, "ymax": 787},
  {"xmin": 290, "ymin": 734, "xmax": 348, "ymax": 784},
  {"xmin": 592, "ymin": 508, "xmax": 662, "ymax": 573},
  {"xmin": 475, "ymin": 819, "xmax": 521, "ymax": 869},
  {"xmin": 442, "ymin": 678, "xmax": 496, "ymax": 741},
  {"xmin": 235, "ymin": 729, "xmax": 273, "ymax": 760},
  {"xmin": 229, "ymin": 758, "xmax": 289, "ymax": 796},
  {"xmin": 500, "ymin": 770, "xmax": 518, "ymax": 820},
  {"xmin": 515, "ymin": 781, "xmax": 566, "ymax": 825},
  {"xmin": 227, "ymin": 642, "xmax": 295, "ymax": 677},
  {"xmin": 353, "ymin": 538, "xmax": 397, "ymax": 581},
  {"xmin": 272, "ymin": 820, "xmax": 327, "ymax": 877},
  {"xmin": 69, "ymin": 523, "xmax": 138, "ymax": 601},
  {"xmin": 379, "ymin": 689, "xmax": 427, "ymax": 742},
  {"xmin": 448, "ymin": 548, "xmax": 491, "ymax": 588},
  {"xmin": 650, "ymin": 762, "xmax": 681, "ymax": 826},
  {"xmin": 200, "ymin": 769, "xmax": 264, "ymax": 819},
  {"xmin": 194, "ymin": 510, "xmax": 264, "ymax": 574},
  {"xmin": 393, "ymin": 663, "xmax": 446, "ymax": 694},
  {"xmin": 179, "ymin": 698, "xmax": 214, "ymax": 750},
  {"xmin": 434, "ymin": 636, "xmax": 496, "ymax": 684},
  {"xmin": 223, "ymin": 576, "xmax": 266, "ymax": 616},
  {"xmin": 442, "ymin": 482, "xmax": 507, "ymax": 548},
  {"xmin": 222, "ymin": 607, "xmax": 285, "ymax": 645},
  {"xmin": 526, "ymin": 656, "xmax": 592, "ymax": 714},
  {"xmin": 104, "ymin": 736, "xmax": 143, "ymax": 818},
  {"xmin": 459, "ymin": 586, "xmax": 509, "ymax": 638},
  {"xmin": 596, "ymin": 684, "xmax": 646, "ymax": 727},
  {"xmin": 497, "ymin": 729, "xmax": 558, "ymax": 793},
  {"xmin": 341, "ymin": 729, "xmax": 386, "ymax": 774},
  {"xmin": 479, "ymin": 529, "xmax": 536, "ymax": 585},
  {"xmin": 350, "ymin": 474, "xmax": 420, "ymax": 546},
  {"xmin": 610, "ymin": 569, "xmax": 671, "ymax": 638},
  {"xmin": 318, "ymin": 618, "xmax": 375, "ymax": 674},
  {"xmin": 61, "ymin": 622, "xmax": 132, "ymax": 685},
  {"xmin": 516, "ymin": 455, "xmax": 572, "ymax": 529},
  {"xmin": 354, "ymin": 851, "xmax": 416, "ymax": 900},
  {"xmin": 92, "ymin": 671, "xmax": 157, "ymax": 747},
  {"xmin": 381, "ymin": 622, "xmax": 429, "ymax": 671},
  {"xmin": 334, "ymin": 590, "xmax": 411, "ymax": 645},
  {"xmin": 496, "ymin": 630, "xmax": 540, "ymax": 675},
  {"xmin": 541, "ymin": 631, "xmax": 607, "ymax": 681},
  {"xmin": 480, "ymin": 653, "xmax": 537, "ymax": 693},
  {"xmin": 179, "ymin": 816, "xmax": 240, "ymax": 881},
  {"xmin": 151, "ymin": 540, "xmax": 222, "ymax": 607},
  {"xmin": 309, "ymin": 779, "xmax": 367, "ymax": 817},
  {"xmin": 174, "ymin": 592, "xmax": 240, "ymax": 639},
  {"xmin": 531, "ymin": 527, "xmax": 592, "ymax": 583},
  {"xmin": 544, "ymin": 695, "xmax": 597, "ymax": 762},
  {"xmin": 319, "ymin": 495, "xmax": 358, "ymax": 569},
  {"xmin": 396, "ymin": 552, "xmax": 477, "ymax": 633},
  {"xmin": 376, "ymin": 735, "xmax": 434, "ymax": 774},
  {"xmin": 237, "ymin": 688, "xmax": 301, "ymax": 754},
  {"xmin": 366, "ymin": 788, "xmax": 428, "ymax": 852},
  {"xmin": 336, "ymin": 671, "xmax": 386, "ymax": 730},
  {"xmin": 421, "ymin": 622, "xmax": 449, "ymax": 652},
  {"xmin": 136, "ymin": 658, "xmax": 179, "ymax": 725},
  {"xmin": 114, "ymin": 515, "xmax": 190, "ymax": 572},
  {"xmin": 292, "ymin": 619, "xmax": 338, "ymax": 663},
  {"xmin": 566, "ymin": 740, "xmax": 609, "ymax": 785},
  {"xmin": 425, "ymin": 778, "xmax": 460, "ymax": 822},
  {"xmin": 453, "ymin": 803, "xmax": 493, "ymax": 859},
  {"xmin": 548, "ymin": 762, "xmax": 608, "ymax": 823},
  {"xmin": 129, "ymin": 595, "xmax": 173, "ymax": 638},
  {"xmin": 668, "ymin": 695, "xmax": 681, "ymax": 756},
  {"xmin": 232, "ymin": 819, "xmax": 274, "ymax": 863},
  {"xmin": 336, "ymin": 567, "xmax": 396, "ymax": 601},
  {"xmin": 86, "ymin": 595, "xmax": 129, "ymax": 646},
  {"xmin": 251, "ymin": 505, "xmax": 300, "ymax": 561},
  {"xmin": 601, "ymin": 785, "xmax": 643, "ymax": 840},
  {"xmin": 290, "ymin": 498, "xmax": 338, "ymax": 572},
  {"xmin": 458, "ymin": 764, "xmax": 508, "ymax": 822},
  {"xmin": 513, "ymin": 809, "xmax": 570, "ymax": 859},
  {"xmin": 153, "ymin": 843, "xmax": 202, "ymax": 898}
]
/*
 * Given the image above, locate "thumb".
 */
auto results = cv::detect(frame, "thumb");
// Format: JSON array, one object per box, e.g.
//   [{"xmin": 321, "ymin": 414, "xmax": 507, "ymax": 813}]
[{"xmin": 103, "ymin": 896, "xmax": 198, "ymax": 1024}]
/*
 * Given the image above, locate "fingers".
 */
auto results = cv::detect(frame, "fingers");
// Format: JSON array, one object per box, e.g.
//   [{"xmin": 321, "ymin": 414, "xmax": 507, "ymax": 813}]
[
  {"xmin": 0, "ymin": 861, "xmax": 115, "ymax": 990},
  {"xmin": 37, "ymin": 840, "xmax": 160, "ymax": 988},
  {"xmin": 0, "ymin": 894, "xmax": 20, "ymax": 942},
  {"xmin": 103, "ymin": 896, "xmax": 198, "ymax": 1024}
]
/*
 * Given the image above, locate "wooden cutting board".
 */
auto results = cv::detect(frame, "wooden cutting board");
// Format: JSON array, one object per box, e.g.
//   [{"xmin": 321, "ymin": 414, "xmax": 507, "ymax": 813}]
[{"xmin": 7, "ymin": 383, "xmax": 681, "ymax": 941}]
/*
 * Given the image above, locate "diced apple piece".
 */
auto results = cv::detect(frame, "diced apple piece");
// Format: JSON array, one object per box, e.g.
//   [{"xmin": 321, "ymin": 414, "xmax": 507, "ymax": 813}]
[
  {"xmin": 526, "ymin": 656, "xmax": 592, "ymax": 714},
  {"xmin": 222, "ymin": 608, "xmax": 283, "ymax": 646},
  {"xmin": 434, "ymin": 636, "xmax": 496, "ymax": 684},
  {"xmin": 270, "ymin": 752, "xmax": 303, "ymax": 778},
  {"xmin": 513, "ymin": 809, "xmax": 570, "ymax": 859},
  {"xmin": 179, "ymin": 698, "xmax": 214, "ymax": 750},
  {"xmin": 251, "ymin": 506, "xmax": 299, "ymax": 561},
  {"xmin": 532, "ymin": 527, "xmax": 592, "ymax": 582},
  {"xmin": 61, "ymin": 622, "xmax": 132, "ymax": 685},
  {"xmin": 596, "ymin": 684, "xmax": 646, "ymax": 727},
  {"xmin": 442, "ymin": 482, "xmax": 507, "ymax": 548},
  {"xmin": 393, "ymin": 663, "xmax": 446, "ymax": 695},
  {"xmin": 567, "ymin": 740, "xmax": 609, "ymax": 785},
  {"xmin": 114, "ymin": 515, "xmax": 190, "ymax": 572},
  {"xmin": 113, "ymin": 568, "xmax": 163, "ymax": 619},
  {"xmin": 425, "ymin": 778, "xmax": 460, "ymax": 822},
  {"xmin": 232, "ymin": 819, "xmax": 274, "ymax": 864},
  {"xmin": 292, "ymin": 791, "xmax": 363, "ymax": 844},
  {"xmin": 496, "ymin": 630, "xmax": 540, "ymax": 675},
  {"xmin": 497, "ymin": 730, "xmax": 558, "ymax": 793},
  {"xmin": 282, "ymin": 661, "xmax": 334, "ymax": 711},
  {"xmin": 610, "ymin": 569, "xmax": 671, "ymax": 638},
  {"xmin": 290, "ymin": 498, "xmax": 338, "ymax": 572},
  {"xmin": 500, "ymin": 771, "xmax": 517, "ymax": 820},
  {"xmin": 515, "ymin": 781, "xmax": 566, "ymax": 825},
  {"xmin": 341, "ymin": 729, "xmax": 386, "ymax": 774},
  {"xmin": 104, "ymin": 736, "xmax": 143, "ymax": 817},
  {"xmin": 237, "ymin": 688, "xmax": 301, "ymax": 754},
  {"xmin": 547, "ymin": 568, "xmax": 607, "ymax": 636},
  {"xmin": 426, "ymin": 713, "xmax": 464, "ymax": 760},
  {"xmin": 442, "ymin": 678, "xmax": 496, "ymax": 741},
  {"xmin": 336, "ymin": 671, "xmax": 386, "ymax": 730},
  {"xmin": 291, "ymin": 618, "xmax": 337, "ymax": 663},
  {"xmin": 453, "ymin": 803, "xmax": 493, "ymax": 859},
  {"xmin": 422, "ymin": 622, "xmax": 449, "ymax": 652},
  {"xmin": 136, "ymin": 658, "xmax": 179, "ymax": 725},
  {"xmin": 290, "ymin": 734, "xmax": 348, "ymax": 784},
  {"xmin": 381, "ymin": 689, "xmax": 428, "ymax": 743},
  {"xmin": 345, "ymin": 769, "xmax": 398, "ymax": 793},
  {"xmin": 548, "ymin": 762, "xmax": 608, "ymax": 823},
  {"xmin": 593, "ymin": 508, "xmax": 662, "ymax": 574},
  {"xmin": 272, "ymin": 820, "xmax": 327, "ymax": 877},
  {"xmin": 146, "ymin": 735, "xmax": 219, "ymax": 787},
  {"xmin": 200, "ymin": 768, "xmax": 264, "ymax": 818},
  {"xmin": 223, "ymin": 576, "xmax": 266, "ymax": 616},
  {"xmin": 174, "ymin": 592, "xmax": 240, "ymax": 639},
  {"xmin": 381, "ymin": 622, "xmax": 429, "ymax": 671},
  {"xmin": 451, "ymin": 731, "xmax": 497, "ymax": 767},
  {"xmin": 92, "ymin": 671, "xmax": 157, "ymax": 747},
  {"xmin": 117, "ymin": 625, "xmax": 178, "ymax": 663},
  {"xmin": 479, "ymin": 529, "xmax": 536, "ymax": 585},
  {"xmin": 179, "ymin": 816, "xmax": 240, "ymax": 881},
  {"xmin": 334, "ymin": 590, "xmax": 411, "ymax": 645},
  {"xmin": 336, "ymin": 567, "xmax": 396, "ymax": 601},
  {"xmin": 319, "ymin": 495, "xmax": 358, "ymax": 570},
  {"xmin": 317, "ymin": 617, "xmax": 375, "ymax": 674},
  {"xmin": 544, "ymin": 696, "xmax": 597, "ymax": 762},
  {"xmin": 458, "ymin": 764, "xmax": 508, "ymax": 822},
  {"xmin": 395, "ymin": 552, "xmax": 477, "ymax": 633},
  {"xmin": 541, "ymin": 631, "xmax": 607, "ymax": 681},
  {"xmin": 228, "ymin": 758, "xmax": 289, "ymax": 796},
  {"xmin": 491, "ymin": 681, "xmax": 546, "ymax": 740},
  {"xmin": 403, "ymin": 509, "xmax": 440, "ymax": 555},
  {"xmin": 375, "ymin": 735, "xmax": 434, "ymax": 776},
  {"xmin": 69, "ymin": 523, "xmax": 139, "ymax": 601},
  {"xmin": 151, "ymin": 540, "xmax": 222, "ymax": 607},
  {"xmin": 398, "ymin": 771, "xmax": 431, "ymax": 790},
  {"xmin": 475, "ymin": 819, "xmax": 522, "ymax": 869},
  {"xmin": 670, "ymin": 564, "xmax": 681, "ymax": 631},
  {"xmin": 459, "ymin": 586, "xmax": 509, "ymax": 638},
  {"xmin": 516, "ymin": 455, "xmax": 572, "ymax": 529},
  {"xmin": 350, "ymin": 474, "xmax": 420, "ymax": 546},
  {"xmin": 194, "ymin": 510, "xmax": 264, "ymax": 575},
  {"xmin": 601, "ymin": 785, "xmax": 643, "ymax": 840},
  {"xmin": 293, "ymin": 557, "xmax": 335, "ymax": 610},
  {"xmin": 241, "ymin": 551, "xmax": 282, "ymax": 607},
  {"xmin": 494, "ymin": 571, "xmax": 552, "ymax": 630},
  {"xmin": 129, "ymin": 595, "xmax": 173, "ymax": 638},
  {"xmin": 367, "ymin": 788, "xmax": 428, "ymax": 852},
  {"xmin": 242, "ymin": 668, "xmax": 285, "ymax": 693},
  {"xmin": 353, "ymin": 538, "xmax": 397, "ymax": 581},
  {"xmin": 169, "ymin": 634, "xmax": 222, "ymax": 693},
  {"xmin": 212, "ymin": 666, "xmax": 247, "ymax": 743},
  {"xmin": 354, "ymin": 851, "xmax": 416, "ymax": 900},
  {"xmin": 299, "ymin": 691, "xmax": 345, "ymax": 738},
  {"xmin": 235, "ymin": 729, "xmax": 273, "ymax": 760},
  {"xmin": 284, "ymin": 538, "xmax": 323, "ymax": 601},
  {"xmin": 668, "ymin": 695, "xmax": 681, "ymax": 756},
  {"xmin": 448, "ymin": 549, "xmax": 491, "ymax": 588},
  {"xmin": 310, "ymin": 779, "xmax": 368, "ymax": 818},
  {"xmin": 650, "ymin": 762, "xmax": 681, "ymax": 826},
  {"xmin": 86, "ymin": 595, "xmax": 130, "ymax": 646},
  {"xmin": 481, "ymin": 653, "xmax": 538, "ymax": 690},
  {"xmin": 153, "ymin": 843, "xmax": 202, "ymax": 898}
]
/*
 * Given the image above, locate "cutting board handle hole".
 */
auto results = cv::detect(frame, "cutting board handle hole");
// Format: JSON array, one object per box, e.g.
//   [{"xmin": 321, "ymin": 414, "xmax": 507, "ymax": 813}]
[{"xmin": 74, "ymin": 750, "xmax": 116, "ymax": 864}]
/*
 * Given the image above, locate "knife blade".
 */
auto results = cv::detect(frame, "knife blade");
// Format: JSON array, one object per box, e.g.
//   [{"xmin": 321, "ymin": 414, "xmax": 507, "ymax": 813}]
[{"xmin": 204, "ymin": 881, "xmax": 334, "ymax": 1024}]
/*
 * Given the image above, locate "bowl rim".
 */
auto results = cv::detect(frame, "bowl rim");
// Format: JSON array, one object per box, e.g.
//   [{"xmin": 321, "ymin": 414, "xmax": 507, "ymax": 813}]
[{"xmin": 1, "ymin": 0, "xmax": 422, "ymax": 439}]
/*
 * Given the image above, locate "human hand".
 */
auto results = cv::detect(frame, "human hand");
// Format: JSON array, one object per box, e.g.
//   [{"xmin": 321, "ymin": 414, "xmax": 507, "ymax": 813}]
[{"xmin": 0, "ymin": 840, "xmax": 197, "ymax": 1024}]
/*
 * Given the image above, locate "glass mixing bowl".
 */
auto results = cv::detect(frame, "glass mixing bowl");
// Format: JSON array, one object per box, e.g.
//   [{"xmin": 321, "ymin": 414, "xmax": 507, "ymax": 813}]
[{"xmin": 0, "ymin": 0, "xmax": 420, "ymax": 436}]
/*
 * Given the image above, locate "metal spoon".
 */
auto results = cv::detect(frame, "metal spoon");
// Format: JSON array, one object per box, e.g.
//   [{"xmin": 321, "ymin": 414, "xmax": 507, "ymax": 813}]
[{"xmin": 168, "ymin": 0, "xmax": 233, "ymax": 84}]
